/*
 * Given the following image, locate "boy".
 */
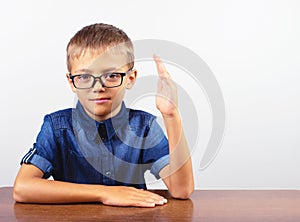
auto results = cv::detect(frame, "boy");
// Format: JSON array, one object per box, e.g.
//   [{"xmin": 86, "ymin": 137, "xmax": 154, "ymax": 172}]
[{"xmin": 13, "ymin": 23, "xmax": 194, "ymax": 207}]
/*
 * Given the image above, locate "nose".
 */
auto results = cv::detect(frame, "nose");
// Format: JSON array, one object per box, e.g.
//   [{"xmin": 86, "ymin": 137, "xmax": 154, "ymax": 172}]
[{"xmin": 93, "ymin": 78, "xmax": 105, "ymax": 91}]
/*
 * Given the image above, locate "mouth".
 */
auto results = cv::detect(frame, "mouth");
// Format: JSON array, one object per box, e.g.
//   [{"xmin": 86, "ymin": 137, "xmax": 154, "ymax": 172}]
[{"xmin": 90, "ymin": 98, "xmax": 111, "ymax": 104}]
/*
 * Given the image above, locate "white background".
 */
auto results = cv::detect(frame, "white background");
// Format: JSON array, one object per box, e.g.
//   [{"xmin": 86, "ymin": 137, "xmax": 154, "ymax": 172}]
[{"xmin": 0, "ymin": 0, "xmax": 299, "ymax": 189}]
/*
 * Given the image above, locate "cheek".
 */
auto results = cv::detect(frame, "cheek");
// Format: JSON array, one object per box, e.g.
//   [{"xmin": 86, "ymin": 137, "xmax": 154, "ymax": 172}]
[
  {"xmin": 114, "ymin": 87, "xmax": 126, "ymax": 99},
  {"xmin": 76, "ymin": 90, "xmax": 90, "ymax": 101}
]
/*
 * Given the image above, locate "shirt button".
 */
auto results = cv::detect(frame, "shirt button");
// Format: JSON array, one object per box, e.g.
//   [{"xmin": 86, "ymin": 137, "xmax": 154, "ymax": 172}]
[{"xmin": 105, "ymin": 171, "xmax": 112, "ymax": 177}]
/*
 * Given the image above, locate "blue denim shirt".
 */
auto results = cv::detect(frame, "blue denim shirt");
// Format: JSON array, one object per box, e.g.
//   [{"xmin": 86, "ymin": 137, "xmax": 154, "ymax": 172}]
[{"xmin": 21, "ymin": 102, "xmax": 169, "ymax": 189}]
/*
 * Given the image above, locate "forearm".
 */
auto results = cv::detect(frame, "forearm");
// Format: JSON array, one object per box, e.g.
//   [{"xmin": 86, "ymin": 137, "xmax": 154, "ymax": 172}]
[
  {"xmin": 13, "ymin": 164, "xmax": 167, "ymax": 207},
  {"xmin": 14, "ymin": 177, "xmax": 167, "ymax": 207},
  {"xmin": 14, "ymin": 175, "xmax": 103, "ymax": 204},
  {"xmin": 160, "ymin": 112, "xmax": 194, "ymax": 198}
]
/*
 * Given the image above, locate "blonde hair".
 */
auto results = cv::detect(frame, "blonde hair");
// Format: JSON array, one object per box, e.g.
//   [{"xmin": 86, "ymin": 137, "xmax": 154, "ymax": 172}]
[{"xmin": 66, "ymin": 23, "xmax": 134, "ymax": 72}]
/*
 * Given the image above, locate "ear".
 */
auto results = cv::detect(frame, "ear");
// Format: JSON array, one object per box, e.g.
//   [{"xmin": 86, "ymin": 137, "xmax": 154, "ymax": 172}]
[
  {"xmin": 125, "ymin": 69, "xmax": 137, "ymax": 89},
  {"xmin": 66, "ymin": 73, "xmax": 77, "ymax": 93}
]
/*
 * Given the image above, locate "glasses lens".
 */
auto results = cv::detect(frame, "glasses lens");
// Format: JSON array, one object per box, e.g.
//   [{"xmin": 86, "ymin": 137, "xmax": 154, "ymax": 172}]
[
  {"xmin": 72, "ymin": 72, "xmax": 125, "ymax": 89},
  {"xmin": 101, "ymin": 73, "xmax": 122, "ymax": 87},
  {"xmin": 74, "ymin": 74, "xmax": 94, "ymax": 89}
]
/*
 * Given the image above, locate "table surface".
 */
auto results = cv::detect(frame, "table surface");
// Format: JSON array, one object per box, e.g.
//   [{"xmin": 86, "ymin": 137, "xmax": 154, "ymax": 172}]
[{"xmin": 1, "ymin": 187, "xmax": 300, "ymax": 222}]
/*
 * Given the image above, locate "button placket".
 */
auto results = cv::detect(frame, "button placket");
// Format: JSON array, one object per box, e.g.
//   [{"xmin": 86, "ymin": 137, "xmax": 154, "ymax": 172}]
[
  {"xmin": 97, "ymin": 123, "xmax": 114, "ymax": 184},
  {"xmin": 98, "ymin": 123, "xmax": 108, "ymax": 142}
]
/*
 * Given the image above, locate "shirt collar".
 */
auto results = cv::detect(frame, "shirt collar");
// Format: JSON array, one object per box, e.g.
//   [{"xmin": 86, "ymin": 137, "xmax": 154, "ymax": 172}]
[{"xmin": 73, "ymin": 101, "xmax": 129, "ymax": 141}]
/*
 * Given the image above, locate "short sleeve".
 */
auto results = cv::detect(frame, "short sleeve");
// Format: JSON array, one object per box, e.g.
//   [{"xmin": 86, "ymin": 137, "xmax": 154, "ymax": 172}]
[
  {"xmin": 142, "ymin": 117, "xmax": 170, "ymax": 179},
  {"xmin": 20, "ymin": 115, "xmax": 57, "ymax": 178}
]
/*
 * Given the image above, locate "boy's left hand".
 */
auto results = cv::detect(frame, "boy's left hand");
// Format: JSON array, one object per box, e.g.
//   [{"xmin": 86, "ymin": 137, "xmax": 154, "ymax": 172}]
[{"xmin": 154, "ymin": 55, "xmax": 178, "ymax": 118}]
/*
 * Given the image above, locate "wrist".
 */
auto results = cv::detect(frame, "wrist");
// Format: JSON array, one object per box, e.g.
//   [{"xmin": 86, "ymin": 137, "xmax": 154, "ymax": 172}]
[
  {"xmin": 95, "ymin": 185, "xmax": 108, "ymax": 203},
  {"xmin": 162, "ymin": 112, "xmax": 182, "ymax": 131},
  {"xmin": 162, "ymin": 110, "xmax": 180, "ymax": 120}
]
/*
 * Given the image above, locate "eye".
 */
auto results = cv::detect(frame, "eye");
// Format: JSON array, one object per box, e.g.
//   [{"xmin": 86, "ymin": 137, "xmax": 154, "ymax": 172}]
[
  {"xmin": 74, "ymin": 74, "xmax": 93, "ymax": 84},
  {"xmin": 107, "ymin": 73, "xmax": 119, "ymax": 78},
  {"xmin": 79, "ymin": 74, "xmax": 92, "ymax": 80},
  {"xmin": 104, "ymin": 73, "xmax": 121, "ymax": 81}
]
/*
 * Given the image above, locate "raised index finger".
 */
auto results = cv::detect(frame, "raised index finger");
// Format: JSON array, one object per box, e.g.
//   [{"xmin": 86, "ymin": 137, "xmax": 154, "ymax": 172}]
[{"xmin": 153, "ymin": 54, "xmax": 170, "ymax": 79}]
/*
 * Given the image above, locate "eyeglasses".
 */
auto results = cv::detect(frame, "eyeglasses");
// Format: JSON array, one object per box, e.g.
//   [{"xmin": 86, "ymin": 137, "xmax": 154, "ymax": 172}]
[{"xmin": 69, "ymin": 68, "xmax": 132, "ymax": 89}]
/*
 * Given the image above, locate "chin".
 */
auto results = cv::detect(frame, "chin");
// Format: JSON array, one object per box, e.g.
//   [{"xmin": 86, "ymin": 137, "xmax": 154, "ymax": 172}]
[{"xmin": 93, "ymin": 108, "xmax": 112, "ymax": 117}]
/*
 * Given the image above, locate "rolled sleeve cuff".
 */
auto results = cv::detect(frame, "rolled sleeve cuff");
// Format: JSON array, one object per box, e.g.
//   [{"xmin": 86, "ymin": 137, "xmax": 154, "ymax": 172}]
[
  {"xmin": 21, "ymin": 149, "xmax": 53, "ymax": 178},
  {"xmin": 150, "ymin": 155, "xmax": 170, "ymax": 179}
]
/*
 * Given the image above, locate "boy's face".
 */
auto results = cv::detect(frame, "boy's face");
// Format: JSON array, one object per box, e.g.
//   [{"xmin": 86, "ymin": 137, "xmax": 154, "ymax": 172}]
[{"xmin": 67, "ymin": 51, "xmax": 136, "ymax": 122}]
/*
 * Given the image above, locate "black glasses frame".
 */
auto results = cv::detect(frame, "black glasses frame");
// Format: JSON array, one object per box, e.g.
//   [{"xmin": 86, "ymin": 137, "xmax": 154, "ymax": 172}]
[{"xmin": 69, "ymin": 68, "xmax": 133, "ymax": 89}]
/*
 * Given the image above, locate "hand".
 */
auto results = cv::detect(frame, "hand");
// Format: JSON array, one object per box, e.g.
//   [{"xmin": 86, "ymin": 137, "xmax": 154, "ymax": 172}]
[
  {"xmin": 101, "ymin": 186, "xmax": 168, "ymax": 207},
  {"xmin": 154, "ymin": 55, "xmax": 178, "ymax": 118}
]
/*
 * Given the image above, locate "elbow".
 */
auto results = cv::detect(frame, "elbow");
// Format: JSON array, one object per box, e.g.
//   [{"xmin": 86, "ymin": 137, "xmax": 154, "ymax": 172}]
[
  {"xmin": 13, "ymin": 182, "xmax": 24, "ymax": 203},
  {"xmin": 13, "ymin": 184, "xmax": 23, "ymax": 203},
  {"xmin": 171, "ymin": 190, "xmax": 194, "ymax": 199},
  {"xmin": 13, "ymin": 180, "xmax": 29, "ymax": 203},
  {"xmin": 170, "ymin": 185, "xmax": 194, "ymax": 199}
]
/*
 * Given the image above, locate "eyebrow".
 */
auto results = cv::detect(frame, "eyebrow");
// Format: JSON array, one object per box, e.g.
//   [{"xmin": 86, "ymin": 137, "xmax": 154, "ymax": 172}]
[
  {"xmin": 74, "ymin": 67, "xmax": 118, "ymax": 74},
  {"xmin": 102, "ymin": 67, "xmax": 117, "ymax": 73},
  {"xmin": 74, "ymin": 69, "xmax": 93, "ymax": 74}
]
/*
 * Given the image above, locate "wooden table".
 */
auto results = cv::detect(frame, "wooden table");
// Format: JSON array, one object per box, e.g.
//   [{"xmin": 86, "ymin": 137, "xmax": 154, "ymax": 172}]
[{"xmin": 1, "ymin": 187, "xmax": 300, "ymax": 221}]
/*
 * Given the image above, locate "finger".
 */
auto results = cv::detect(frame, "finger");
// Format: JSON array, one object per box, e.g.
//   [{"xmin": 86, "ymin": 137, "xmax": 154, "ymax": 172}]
[
  {"xmin": 137, "ymin": 198, "xmax": 166, "ymax": 207},
  {"xmin": 153, "ymin": 54, "xmax": 170, "ymax": 79},
  {"xmin": 129, "ymin": 196, "xmax": 157, "ymax": 208},
  {"xmin": 142, "ymin": 191, "xmax": 168, "ymax": 205},
  {"xmin": 135, "ymin": 200, "xmax": 156, "ymax": 208},
  {"xmin": 135, "ymin": 190, "xmax": 167, "ymax": 206},
  {"xmin": 140, "ymin": 196, "xmax": 167, "ymax": 207}
]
